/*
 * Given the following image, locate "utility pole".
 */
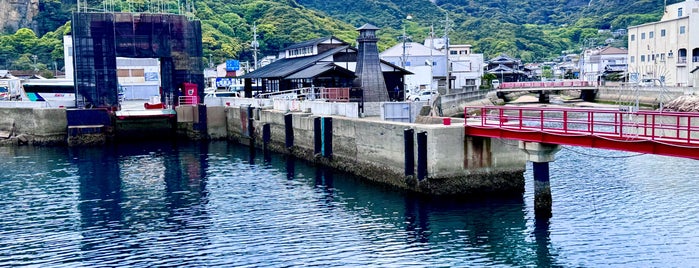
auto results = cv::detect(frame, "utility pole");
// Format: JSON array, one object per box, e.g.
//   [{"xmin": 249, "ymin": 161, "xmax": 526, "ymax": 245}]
[
  {"xmin": 398, "ymin": 25, "xmax": 411, "ymax": 69},
  {"xmin": 251, "ymin": 23, "xmax": 259, "ymax": 71},
  {"xmin": 442, "ymin": 13, "xmax": 452, "ymax": 93}
]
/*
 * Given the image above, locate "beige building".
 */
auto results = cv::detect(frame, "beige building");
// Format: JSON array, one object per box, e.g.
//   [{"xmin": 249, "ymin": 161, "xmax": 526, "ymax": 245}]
[{"xmin": 628, "ymin": 0, "xmax": 699, "ymax": 87}]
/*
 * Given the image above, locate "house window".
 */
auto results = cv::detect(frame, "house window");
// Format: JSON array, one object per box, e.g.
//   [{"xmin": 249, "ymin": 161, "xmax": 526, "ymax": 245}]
[
  {"xmin": 661, "ymin": 29, "xmax": 666, "ymax": 37},
  {"xmin": 669, "ymin": 50, "xmax": 674, "ymax": 58},
  {"xmin": 450, "ymin": 51, "xmax": 457, "ymax": 55},
  {"xmin": 630, "ymin": 56, "xmax": 635, "ymax": 63},
  {"xmin": 649, "ymin": 31, "xmax": 654, "ymax": 38},
  {"xmin": 641, "ymin": 32, "xmax": 646, "ymax": 39},
  {"xmin": 680, "ymin": 26, "xmax": 686, "ymax": 34},
  {"xmin": 660, "ymin": 53, "xmax": 665, "ymax": 62},
  {"xmin": 678, "ymin": 7, "xmax": 683, "ymax": 17},
  {"xmin": 631, "ymin": 34, "xmax": 635, "ymax": 41},
  {"xmin": 641, "ymin": 55, "xmax": 645, "ymax": 62}
]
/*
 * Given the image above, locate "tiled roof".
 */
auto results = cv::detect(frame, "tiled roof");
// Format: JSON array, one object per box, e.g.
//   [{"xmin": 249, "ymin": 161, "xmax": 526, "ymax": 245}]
[
  {"xmin": 285, "ymin": 62, "xmax": 354, "ymax": 79},
  {"xmin": 240, "ymin": 45, "xmax": 354, "ymax": 79}
]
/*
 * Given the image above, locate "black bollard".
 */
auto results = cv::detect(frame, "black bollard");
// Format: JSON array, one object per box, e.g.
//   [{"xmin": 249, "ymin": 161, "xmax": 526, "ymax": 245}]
[
  {"xmin": 404, "ymin": 129, "xmax": 415, "ymax": 177},
  {"xmin": 417, "ymin": 131, "xmax": 427, "ymax": 181},
  {"xmin": 313, "ymin": 117, "xmax": 321, "ymax": 156},
  {"xmin": 322, "ymin": 117, "xmax": 332, "ymax": 159},
  {"xmin": 284, "ymin": 113, "xmax": 294, "ymax": 148}
]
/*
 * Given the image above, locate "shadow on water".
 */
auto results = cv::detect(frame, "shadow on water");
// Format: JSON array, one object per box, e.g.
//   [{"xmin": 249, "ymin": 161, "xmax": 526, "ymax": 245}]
[
  {"xmin": 70, "ymin": 141, "xmax": 213, "ymax": 266},
  {"xmin": 258, "ymin": 147, "xmax": 561, "ymax": 267}
]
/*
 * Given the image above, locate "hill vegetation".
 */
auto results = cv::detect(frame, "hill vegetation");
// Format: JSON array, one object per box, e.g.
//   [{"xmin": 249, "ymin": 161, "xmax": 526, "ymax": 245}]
[{"xmin": 0, "ymin": 0, "xmax": 681, "ymax": 73}]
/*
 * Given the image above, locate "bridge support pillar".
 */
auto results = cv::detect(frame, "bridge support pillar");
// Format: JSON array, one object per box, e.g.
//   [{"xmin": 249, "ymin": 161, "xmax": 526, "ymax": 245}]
[{"xmin": 519, "ymin": 141, "xmax": 561, "ymax": 219}]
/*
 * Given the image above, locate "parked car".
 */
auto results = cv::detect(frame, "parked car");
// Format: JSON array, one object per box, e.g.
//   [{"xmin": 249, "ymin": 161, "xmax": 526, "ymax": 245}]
[
  {"xmin": 491, "ymin": 80, "xmax": 501, "ymax": 89},
  {"xmin": 408, "ymin": 90, "xmax": 437, "ymax": 102},
  {"xmin": 638, "ymin": 78, "xmax": 661, "ymax": 87}
]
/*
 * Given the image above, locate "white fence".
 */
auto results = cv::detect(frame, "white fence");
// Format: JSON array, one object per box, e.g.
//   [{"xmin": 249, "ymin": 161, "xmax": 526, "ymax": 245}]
[
  {"xmin": 273, "ymin": 99, "xmax": 359, "ymax": 118},
  {"xmin": 204, "ymin": 97, "xmax": 274, "ymax": 108},
  {"xmin": 0, "ymin": 101, "xmax": 51, "ymax": 108}
]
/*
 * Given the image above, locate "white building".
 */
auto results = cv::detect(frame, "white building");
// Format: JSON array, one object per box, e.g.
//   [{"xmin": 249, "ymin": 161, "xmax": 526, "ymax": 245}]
[
  {"xmin": 380, "ymin": 39, "xmax": 484, "ymax": 93},
  {"xmin": 63, "ymin": 35, "xmax": 161, "ymax": 99},
  {"xmin": 580, "ymin": 46, "xmax": 628, "ymax": 82},
  {"xmin": 627, "ymin": 0, "xmax": 699, "ymax": 87}
]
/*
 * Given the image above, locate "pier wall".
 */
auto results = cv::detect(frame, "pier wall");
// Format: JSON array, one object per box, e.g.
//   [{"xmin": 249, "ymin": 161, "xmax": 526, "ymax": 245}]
[
  {"xmin": 222, "ymin": 105, "xmax": 527, "ymax": 196},
  {"xmin": 0, "ymin": 108, "xmax": 66, "ymax": 145}
]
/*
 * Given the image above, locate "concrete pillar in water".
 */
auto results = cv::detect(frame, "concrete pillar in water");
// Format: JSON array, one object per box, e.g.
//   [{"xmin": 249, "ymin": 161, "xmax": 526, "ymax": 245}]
[{"xmin": 519, "ymin": 141, "xmax": 561, "ymax": 219}]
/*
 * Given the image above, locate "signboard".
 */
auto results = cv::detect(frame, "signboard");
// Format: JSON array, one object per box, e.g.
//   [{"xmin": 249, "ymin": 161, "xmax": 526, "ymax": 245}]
[{"xmin": 226, "ymin": 60, "xmax": 240, "ymax": 71}]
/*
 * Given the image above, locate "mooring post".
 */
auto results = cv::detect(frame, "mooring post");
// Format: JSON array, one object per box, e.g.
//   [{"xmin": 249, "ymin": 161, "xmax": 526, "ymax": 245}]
[
  {"xmin": 262, "ymin": 123, "xmax": 271, "ymax": 153},
  {"xmin": 313, "ymin": 117, "xmax": 321, "ymax": 156},
  {"xmin": 404, "ymin": 129, "xmax": 415, "ymax": 177},
  {"xmin": 519, "ymin": 141, "xmax": 561, "ymax": 219},
  {"xmin": 322, "ymin": 117, "xmax": 332, "ymax": 159},
  {"xmin": 284, "ymin": 113, "xmax": 293, "ymax": 148},
  {"xmin": 416, "ymin": 131, "xmax": 427, "ymax": 181}
]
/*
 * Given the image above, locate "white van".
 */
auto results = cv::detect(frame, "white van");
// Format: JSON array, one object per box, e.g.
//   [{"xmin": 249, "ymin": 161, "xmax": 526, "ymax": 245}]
[{"xmin": 491, "ymin": 80, "xmax": 501, "ymax": 89}]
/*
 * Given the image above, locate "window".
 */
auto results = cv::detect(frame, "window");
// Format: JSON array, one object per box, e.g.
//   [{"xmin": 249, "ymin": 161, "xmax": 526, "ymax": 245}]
[
  {"xmin": 678, "ymin": 7, "xmax": 683, "ymax": 17},
  {"xmin": 450, "ymin": 51, "xmax": 457, "ymax": 55},
  {"xmin": 641, "ymin": 32, "xmax": 646, "ymax": 39},
  {"xmin": 630, "ymin": 56, "xmax": 635, "ymax": 63},
  {"xmin": 660, "ymin": 53, "xmax": 665, "ymax": 62},
  {"xmin": 641, "ymin": 55, "xmax": 645, "ymax": 62},
  {"xmin": 649, "ymin": 31, "xmax": 654, "ymax": 38},
  {"xmin": 631, "ymin": 34, "xmax": 636, "ymax": 41},
  {"xmin": 661, "ymin": 29, "xmax": 666, "ymax": 37},
  {"xmin": 680, "ymin": 26, "xmax": 686, "ymax": 34},
  {"xmin": 669, "ymin": 50, "xmax": 674, "ymax": 58}
]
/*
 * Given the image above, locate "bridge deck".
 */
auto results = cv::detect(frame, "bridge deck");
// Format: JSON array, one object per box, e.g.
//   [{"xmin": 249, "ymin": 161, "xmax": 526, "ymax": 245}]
[{"xmin": 464, "ymin": 106, "xmax": 699, "ymax": 160}]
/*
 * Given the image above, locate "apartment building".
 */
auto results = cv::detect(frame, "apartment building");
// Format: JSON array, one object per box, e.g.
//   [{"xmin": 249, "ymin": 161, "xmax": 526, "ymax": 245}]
[{"xmin": 628, "ymin": 0, "xmax": 699, "ymax": 87}]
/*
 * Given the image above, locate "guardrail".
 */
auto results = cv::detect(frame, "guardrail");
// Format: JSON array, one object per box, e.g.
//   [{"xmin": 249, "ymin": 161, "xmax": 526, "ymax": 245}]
[
  {"xmin": 499, "ymin": 81, "xmax": 592, "ymax": 89},
  {"xmin": 464, "ymin": 106, "xmax": 699, "ymax": 146},
  {"xmin": 178, "ymin": 96, "xmax": 197, "ymax": 106}
]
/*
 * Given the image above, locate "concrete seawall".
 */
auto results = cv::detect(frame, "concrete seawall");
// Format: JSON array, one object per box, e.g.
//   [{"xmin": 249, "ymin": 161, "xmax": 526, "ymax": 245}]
[
  {"xmin": 216, "ymin": 106, "xmax": 527, "ymax": 196},
  {"xmin": 0, "ymin": 108, "xmax": 67, "ymax": 145}
]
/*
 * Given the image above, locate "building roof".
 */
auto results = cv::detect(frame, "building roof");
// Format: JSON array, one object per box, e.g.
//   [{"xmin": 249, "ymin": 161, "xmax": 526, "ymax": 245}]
[
  {"xmin": 486, "ymin": 64, "xmax": 524, "ymax": 74},
  {"xmin": 285, "ymin": 62, "xmax": 355, "ymax": 79},
  {"xmin": 488, "ymin": 54, "xmax": 519, "ymax": 64},
  {"xmin": 240, "ymin": 45, "xmax": 353, "ymax": 79},
  {"xmin": 380, "ymin": 42, "xmax": 445, "ymax": 57},
  {"xmin": 283, "ymin": 36, "xmax": 347, "ymax": 51},
  {"xmin": 357, "ymin": 23, "xmax": 380, "ymax": 31},
  {"xmin": 598, "ymin": 46, "xmax": 627, "ymax": 55}
]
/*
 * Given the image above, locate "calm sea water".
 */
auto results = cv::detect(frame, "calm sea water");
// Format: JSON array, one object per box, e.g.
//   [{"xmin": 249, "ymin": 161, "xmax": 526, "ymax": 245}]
[{"xmin": 1, "ymin": 141, "xmax": 698, "ymax": 267}]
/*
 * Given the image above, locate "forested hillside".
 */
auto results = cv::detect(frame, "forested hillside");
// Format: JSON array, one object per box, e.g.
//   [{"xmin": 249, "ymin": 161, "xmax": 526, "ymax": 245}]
[{"xmin": 0, "ymin": 0, "xmax": 682, "ymax": 74}]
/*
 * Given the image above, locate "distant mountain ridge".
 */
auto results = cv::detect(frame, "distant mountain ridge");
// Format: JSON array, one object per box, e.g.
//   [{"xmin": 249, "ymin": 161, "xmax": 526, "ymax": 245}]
[{"xmin": 0, "ymin": 0, "xmax": 683, "ymax": 73}]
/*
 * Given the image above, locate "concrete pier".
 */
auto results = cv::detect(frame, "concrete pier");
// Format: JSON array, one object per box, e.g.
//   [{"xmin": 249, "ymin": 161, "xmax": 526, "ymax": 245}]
[
  {"xmin": 0, "ymin": 103, "xmax": 529, "ymax": 198},
  {"xmin": 519, "ymin": 141, "xmax": 561, "ymax": 218},
  {"xmin": 215, "ymin": 105, "xmax": 527, "ymax": 196}
]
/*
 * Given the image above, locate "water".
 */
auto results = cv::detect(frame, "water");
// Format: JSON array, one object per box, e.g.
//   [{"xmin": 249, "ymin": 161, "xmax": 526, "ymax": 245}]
[{"xmin": 1, "ymin": 141, "xmax": 699, "ymax": 267}]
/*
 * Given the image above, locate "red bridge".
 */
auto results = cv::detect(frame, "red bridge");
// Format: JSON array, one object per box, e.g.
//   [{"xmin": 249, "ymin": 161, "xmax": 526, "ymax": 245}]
[
  {"xmin": 464, "ymin": 106, "xmax": 699, "ymax": 160},
  {"xmin": 498, "ymin": 80, "xmax": 594, "ymax": 90}
]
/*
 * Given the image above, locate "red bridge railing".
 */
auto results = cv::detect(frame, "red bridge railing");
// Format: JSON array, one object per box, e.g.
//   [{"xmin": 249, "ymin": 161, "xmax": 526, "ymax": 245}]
[
  {"xmin": 499, "ymin": 81, "xmax": 592, "ymax": 89},
  {"xmin": 464, "ymin": 106, "xmax": 699, "ymax": 159}
]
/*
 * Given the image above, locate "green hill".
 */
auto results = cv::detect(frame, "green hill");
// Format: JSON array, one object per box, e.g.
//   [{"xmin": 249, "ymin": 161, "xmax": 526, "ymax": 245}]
[{"xmin": 0, "ymin": 0, "xmax": 683, "ymax": 72}]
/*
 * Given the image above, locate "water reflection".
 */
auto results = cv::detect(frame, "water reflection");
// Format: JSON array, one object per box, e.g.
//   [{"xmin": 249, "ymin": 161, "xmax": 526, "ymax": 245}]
[
  {"xmin": 2, "ymin": 142, "xmax": 562, "ymax": 266},
  {"xmin": 284, "ymin": 156, "xmax": 557, "ymax": 266},
  {"xmin": 72, "ymin": 142, "xmax": 213, "ymax": 266}
]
